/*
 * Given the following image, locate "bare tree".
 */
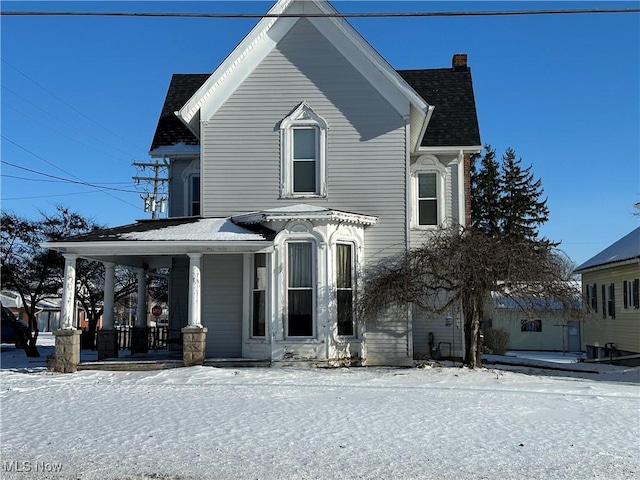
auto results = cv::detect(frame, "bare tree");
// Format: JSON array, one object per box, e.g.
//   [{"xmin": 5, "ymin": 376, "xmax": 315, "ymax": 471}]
[
  {"xmin": 357, "ymin": 227, "xmax": 579, "ymax": 368},
  {"xmin": 1, "ymin": 207, "xmax": 93, "ymax": 357}
]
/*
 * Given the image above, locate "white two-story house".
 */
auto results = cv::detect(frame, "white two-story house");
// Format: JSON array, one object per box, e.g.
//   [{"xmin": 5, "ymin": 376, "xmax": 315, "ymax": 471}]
[{"xmin": 46, "ymin": 0, "xmax": 480, "ymax": 367}]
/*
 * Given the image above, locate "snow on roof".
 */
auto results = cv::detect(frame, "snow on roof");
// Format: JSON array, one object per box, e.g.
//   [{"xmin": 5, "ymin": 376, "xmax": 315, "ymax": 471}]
[
  {"xmin": 233, "ymin": 204, "xmax": 378, "ymax": 226},
  {"xmin": 120, "ymin": 218, "xmax": 268, "ymax": 241},
  {"xmin": 575, "ymin": 226, "xmax": 640, "ymax": 272}
]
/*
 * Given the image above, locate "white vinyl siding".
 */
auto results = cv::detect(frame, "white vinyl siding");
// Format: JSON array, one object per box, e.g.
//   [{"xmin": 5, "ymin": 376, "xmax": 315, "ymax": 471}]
[
  {"xmin": 201, "ymin": 255, "xmax": 244, "ymax": 357},
  {"xmin": 200, "ymin": 18, "xmax": 407, "ymax": 262}
]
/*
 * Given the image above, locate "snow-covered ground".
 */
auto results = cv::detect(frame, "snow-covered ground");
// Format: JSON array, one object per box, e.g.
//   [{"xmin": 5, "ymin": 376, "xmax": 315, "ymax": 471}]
[{"xmin": 1, "ymin": 336, "xmax": 639, "ymax": 480}]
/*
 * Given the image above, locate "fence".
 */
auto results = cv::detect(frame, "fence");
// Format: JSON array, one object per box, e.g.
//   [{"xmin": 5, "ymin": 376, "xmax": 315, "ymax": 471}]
[{"xmin": 83, "ymin": 326, "xmax": 169, "ymax": 351}]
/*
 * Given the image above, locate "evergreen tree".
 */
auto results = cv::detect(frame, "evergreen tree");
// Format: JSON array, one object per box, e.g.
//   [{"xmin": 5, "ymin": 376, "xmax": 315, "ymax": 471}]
[
  {"xmin": 471, "ymin": 145, "xmax": 502, "ymax": 235},
  {"xmin": 500, "ymin": 148, "xmax": 549, "ymax": 240},
  {"xmin": 471, "ymin": 145, "xmax": 549, "ymax": 240}
]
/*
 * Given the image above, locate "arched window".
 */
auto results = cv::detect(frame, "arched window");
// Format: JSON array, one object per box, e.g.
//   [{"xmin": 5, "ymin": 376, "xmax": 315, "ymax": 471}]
[{"xmin": 280, "ymin": 102, "xmax": 328, "ymax": 198}]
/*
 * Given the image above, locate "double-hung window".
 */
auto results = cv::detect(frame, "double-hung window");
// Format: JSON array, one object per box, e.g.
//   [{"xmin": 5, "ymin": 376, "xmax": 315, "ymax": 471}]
[
  {"xmin": 417, "ymin": 173, "xmax": 438, "ymax": 226},
  {"xmin": 292, "ymin": 127, "xmax": 319, "ymax": 194},
  {"xmin": 624, "ymin": 279, "xmax": 640, "ymax": 309},
  {"xmin": 336, "ymin": 243, "xmax": 354, "ymax": 336},
  {"xmin": 251, "ymin": 253, "xmax": 267, "ymax": 337},
  {"xmin": 280, "ymin": 102, "xmax": 327, "ymax": 198},
  {"xmin": 190, "ymin": 175, "xmax": 201, "ymax": 216},
  {"xmin": 586, "ymin": 283, "xmax": 598, "ymax": 313},
  {"xmin": 287, "ymin": 242, "xmax": 314, "ymax": 337},
  {"xmin": 411, "ymin": 156, "xmax": 447, "ymax": 228}
]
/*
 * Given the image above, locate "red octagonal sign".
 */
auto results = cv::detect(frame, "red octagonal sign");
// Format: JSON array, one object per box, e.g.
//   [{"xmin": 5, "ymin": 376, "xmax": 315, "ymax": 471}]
[{"xmin": 152, "ymin": 305, "xmax": 162, "ymax": 318}]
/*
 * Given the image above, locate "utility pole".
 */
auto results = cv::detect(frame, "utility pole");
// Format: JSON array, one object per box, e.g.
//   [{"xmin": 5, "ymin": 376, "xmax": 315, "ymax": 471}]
[{"xmin": 132, "ymin": 159, "xmax": 169, "ymax": 219}]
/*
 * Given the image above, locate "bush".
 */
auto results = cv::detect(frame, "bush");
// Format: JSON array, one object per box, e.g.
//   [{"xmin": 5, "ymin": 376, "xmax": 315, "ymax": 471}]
[{"xmin": 484, "ymin": 328, "xmax": 510, "ymax": 355}]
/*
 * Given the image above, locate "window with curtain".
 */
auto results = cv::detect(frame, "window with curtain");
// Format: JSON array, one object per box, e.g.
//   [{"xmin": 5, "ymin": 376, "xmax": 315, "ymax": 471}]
[
  {"xmin": 252, "ymin": 253, "xmax": 266, "ymax": 337},
  {"xmin": 418, "ymin": 172, "xmax": 438, "ymax": 225},
  {"xmin": 287, "ymin": 242, "xmax": 314, "ymax": 337},
  {"xmin": 336, "ymin": 243, "xmax": 354, "ymax": 336}
]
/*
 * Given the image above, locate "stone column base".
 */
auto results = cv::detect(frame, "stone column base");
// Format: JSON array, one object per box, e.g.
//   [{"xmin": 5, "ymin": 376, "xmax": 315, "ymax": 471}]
[
  {"xmin": 131, "ymin": 327, "xmax": 149, "ymax": 355},
  {"xmin": 53, "ymin": 329, "xmax": 82, "ymax": 373},
  {"xmin": 182, "ymin": 326, "xmax": 208, "ymax": 367},
  {"xmin": 97, "ymin": 329, "xmax": 118, "ymax": 360}
]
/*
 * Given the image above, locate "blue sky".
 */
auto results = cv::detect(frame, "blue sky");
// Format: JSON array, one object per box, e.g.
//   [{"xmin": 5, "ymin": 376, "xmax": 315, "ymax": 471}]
[{"xmin": 1, "ymin": 1, "xmax": 638, "ymax": 266}]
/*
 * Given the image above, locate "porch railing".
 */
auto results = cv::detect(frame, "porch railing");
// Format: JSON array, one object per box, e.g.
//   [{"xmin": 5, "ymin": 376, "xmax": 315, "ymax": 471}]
[{"xmin": 84, "ymin": 326, "xmax": 169, "ymax": 350}]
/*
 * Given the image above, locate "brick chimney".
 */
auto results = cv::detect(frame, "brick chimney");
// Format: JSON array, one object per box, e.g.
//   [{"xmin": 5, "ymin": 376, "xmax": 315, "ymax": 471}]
[{"xmin": 452, "ymin": 53, "xmax": 468, "ymax": 72}]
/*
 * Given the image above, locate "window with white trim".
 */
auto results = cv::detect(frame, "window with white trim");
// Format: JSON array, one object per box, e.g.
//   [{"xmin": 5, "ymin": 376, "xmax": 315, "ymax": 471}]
[
  {"xmin": 624, "ymin": 278, "xmax": 640, "ymax": 309},
  {"xmin": 417, "ymin": 173, "xmax": 438, "ymax": 226},
  {"xmin": 280, "ymin": 102, "xmax": 327, "ymax": 198},
  {"xmin": 586, "ymin": 283, "xmax": 598, "ymax": 313},
  {"xmin": 287, "ymin": 242, "xmax": 315, "ymax": 337},
  {"xmin": 251, "ymin": 253, "xmax": 267, "ymax": 337},
  {"xmin": 336, "ymin": 243, "xmax": 354, "ymax": 336},
  {"xmin": 181, "ymin": 159, "xmax": 201, "ymax": 217},
  {"xmin": 411, "ymin": 155, "xmax": 447, "ymax": 228},
  {"xmin": 602, "ymin": 283, "xmax": 616, "ymax": 319},
  {"xmin": 189, "ymin": 175, "xmax": 201, "ymax": 216}
]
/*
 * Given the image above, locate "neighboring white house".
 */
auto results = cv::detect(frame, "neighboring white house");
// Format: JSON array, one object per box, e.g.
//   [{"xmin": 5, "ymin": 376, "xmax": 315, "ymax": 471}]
[
  {"xmin": 44, "ymin": 0, "xmax": 481, "ymax": 366},
  {"xmin": 485, "ymin": 291, "xmax": 583, "ymax": 353}
]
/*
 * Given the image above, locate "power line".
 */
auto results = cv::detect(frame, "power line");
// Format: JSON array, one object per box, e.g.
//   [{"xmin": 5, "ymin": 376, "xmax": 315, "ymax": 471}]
[
  {"xmin": 1, "ymin": 100, "xmax": 136, "ymax": 164},
  {"xmin": 2, "ymin": 190, "xmax": 105, "ymax": 201},
  {"xmin": 1, "ymin": 58, "xmax": 148, "ymax": 156},
  {"xmin": 2, "ymin": 173, "xmax": 132, "ymax": 185},
  {"xmin": 1, "ymin": 160, "xmax": 141, "ymax": 193},
  {"xmin": 1, "ymin": 135, "xmax": 141, "ymax": 208},
  {"xmin": 1, "ymin": 8, "xmax": 638, "ymax": 18}
]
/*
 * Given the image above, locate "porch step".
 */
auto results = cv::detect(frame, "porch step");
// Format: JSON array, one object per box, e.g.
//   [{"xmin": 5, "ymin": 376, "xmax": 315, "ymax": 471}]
[
  {"xmin": 77, "ymin": 357, "xmax": 271, "ymax": 371},
  {"xmin": 204, "ymin": 358, "xmax": 271, "ymax": 368},
  {"xmin": 77, "ymin": 359, "xmax": 183, "ymax": 372}
]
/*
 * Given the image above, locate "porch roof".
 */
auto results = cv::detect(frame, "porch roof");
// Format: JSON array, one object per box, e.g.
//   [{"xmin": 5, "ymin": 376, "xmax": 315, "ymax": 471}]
[
  {"xmin": 43, "ymin": 217, "xmax": 274, "ymax": 268},
  {"xmin": 232, "ymin": 205, "xmax": 378, "ymax": 226}
]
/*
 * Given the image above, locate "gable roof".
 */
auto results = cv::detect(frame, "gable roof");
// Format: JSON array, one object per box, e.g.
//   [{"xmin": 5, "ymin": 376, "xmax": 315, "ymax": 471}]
[
  {"xmin": 398, "ymin": 68, "xmax": 481, "ymax": 147},
  {"xmin": 174, "ymin": 0, "xmax": 430, "ymax": 151},
  {"xmin": 150, "ymin": 66, "xmax": 480, "ymax": 152},
  {"xmin": 574, "ymin": 226, "xmax": 640, "ymax": 272},
  {"xmin": 150, "ymin": 74, "xmax": 210, "ymax": 151}
]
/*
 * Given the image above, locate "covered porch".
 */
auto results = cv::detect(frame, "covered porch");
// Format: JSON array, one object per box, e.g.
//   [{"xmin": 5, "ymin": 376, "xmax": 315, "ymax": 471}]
[{"xmin": 44, "ymin": 217, "xmax": 273, "ymax": 372}]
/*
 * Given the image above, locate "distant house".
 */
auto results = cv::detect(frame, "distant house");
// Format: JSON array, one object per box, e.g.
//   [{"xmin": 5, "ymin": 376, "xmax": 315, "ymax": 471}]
[
  {"xmin": 485, "ymin": 290, "xmax": 582, "ymax": 353},
  {"xmin": 44, "ymin": 0, "xmax": 480, "ymax": 366},
  {"xmin": 1, "ymin": 291, "xmax": 63, "ymax": 332},
  {"xmin": 575, "ymin": 227, "xmax": 640, "ymax": 362}
]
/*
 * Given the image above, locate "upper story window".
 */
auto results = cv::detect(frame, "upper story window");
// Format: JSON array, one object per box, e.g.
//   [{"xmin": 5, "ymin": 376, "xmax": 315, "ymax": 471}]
[
  {"xmin": 280, "ymin": 102, "xmax": 327, "ymax": 198},
  {"xmin": 190, "ymin": 175, "xmax": 201, "ymax": 216},
  {"xmin": 181, "ymin": 159, "xmax": 201, "ymax": 217},
  {"xmin": 417, "ymin": 173, "xmax": 438, "ymax": 225},
  {"xmin": 411, "ymin": 155, "xmax": 447, "ymax": 228}
]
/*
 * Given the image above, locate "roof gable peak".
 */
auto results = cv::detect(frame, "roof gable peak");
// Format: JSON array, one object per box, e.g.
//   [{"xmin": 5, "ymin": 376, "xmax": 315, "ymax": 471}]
[{"xmin": 177, "ymin": 0, "xmax": 428, "ymax": 142}]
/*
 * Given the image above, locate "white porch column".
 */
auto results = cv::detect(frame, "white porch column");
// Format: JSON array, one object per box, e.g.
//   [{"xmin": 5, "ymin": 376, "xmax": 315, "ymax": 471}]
[
  {"xmin": 102, "ymin": 262, "xmax": 115, "ymax": 330},
  {"xmin": 61, "ymin": 254, "xmax": 77, "ymax": 329},
  {"xmin": 188, "ymin": 253, "xmax": 202, "ymax": 327},
  {"xmin": 136, "ymin": 268, "xmax": 147, "ymax": 327}
]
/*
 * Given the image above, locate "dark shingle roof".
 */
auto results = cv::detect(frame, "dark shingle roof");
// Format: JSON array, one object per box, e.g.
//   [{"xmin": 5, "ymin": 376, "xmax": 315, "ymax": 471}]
[
  {"xmin": 397, "ymin": 67, "xmax": 481, "ymax": 147},
  {"xmin": 574, "ymin": 227, "xmax": 640, "ymax": 272},
  {"xmin": 151, "ymin": 67, "xmax": 481, "ymax": 150},
  {"xmin": 150, "ymin": 74, "xmax": 210, "ymax": 151}
]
